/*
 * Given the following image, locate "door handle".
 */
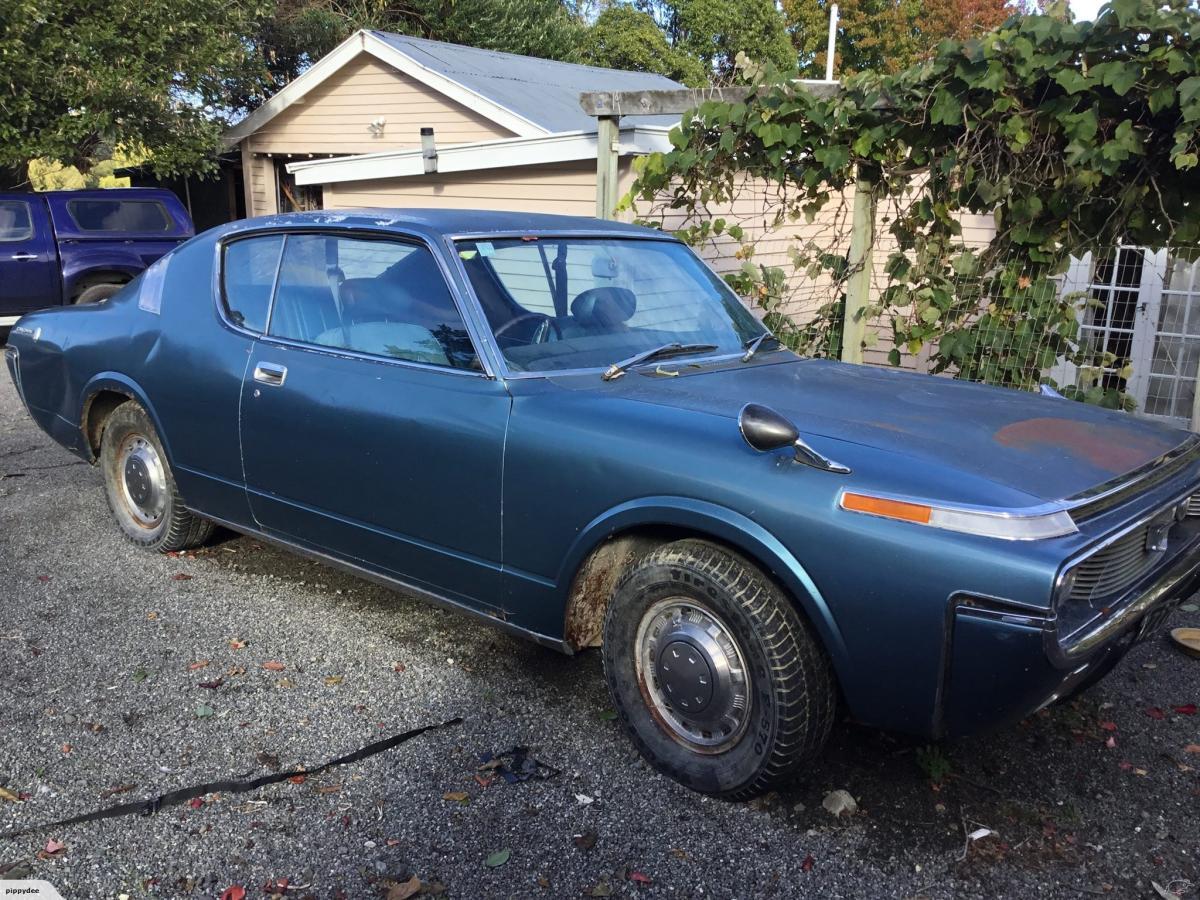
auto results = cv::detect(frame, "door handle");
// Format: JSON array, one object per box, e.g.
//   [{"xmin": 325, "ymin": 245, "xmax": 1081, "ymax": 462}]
[
  {"xmin": 253, "ymin": 363, "xmax": 287, "ymax": 386},
  {"xmin": 10, "ymin": 253, "xmax": 37, "ymax": 261}
]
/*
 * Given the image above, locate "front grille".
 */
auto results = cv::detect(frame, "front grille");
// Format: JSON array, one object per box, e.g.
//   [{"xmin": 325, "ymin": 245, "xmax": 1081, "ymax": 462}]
[
  {"xmin": 1189, "ymin": 493, "xmax": 1200, "ymax": 516},
  {"xmin": 1068, "ymin": 523, "xmax": 1159, "ymax": 606}
]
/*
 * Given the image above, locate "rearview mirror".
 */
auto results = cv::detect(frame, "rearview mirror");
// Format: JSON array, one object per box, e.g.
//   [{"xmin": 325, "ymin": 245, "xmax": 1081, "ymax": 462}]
[{"xmin": 738, "ymin": 403, "xmax": 799, "ymax": 453}]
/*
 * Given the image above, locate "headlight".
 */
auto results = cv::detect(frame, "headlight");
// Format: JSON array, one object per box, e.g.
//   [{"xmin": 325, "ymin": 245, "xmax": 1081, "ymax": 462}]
[{"xmin": 840, "ymin": 491, "xmax": 1078, "ymax": 541}]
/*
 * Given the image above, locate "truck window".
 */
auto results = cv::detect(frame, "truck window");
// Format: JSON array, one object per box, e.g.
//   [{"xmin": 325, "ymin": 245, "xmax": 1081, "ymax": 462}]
[
  {"xmin": 0, "ymin": 200, "xmax": 33, "ymax": 242},
  {"xmin": 66, "ymin": 199, "xmax": 171, "ymax": 233}
]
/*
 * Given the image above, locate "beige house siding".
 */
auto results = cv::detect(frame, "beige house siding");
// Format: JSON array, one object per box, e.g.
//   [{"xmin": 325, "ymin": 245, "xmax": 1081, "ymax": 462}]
[
  {"xmin": 239, "ymin": 53, "xmax": 518, "ymax": 216},
  {"xmin": 324, "ymin": 160, "xmax": 601, "ymax": 216}
]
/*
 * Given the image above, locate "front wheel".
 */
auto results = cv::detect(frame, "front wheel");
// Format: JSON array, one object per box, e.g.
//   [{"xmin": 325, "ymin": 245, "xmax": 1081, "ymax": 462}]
[
  {"xmin": 99, "ymin": 402, "xmax": 213, "ymax": 552},
  {"xmin": 602, "ymin": 539, "xmax": 836, "ymax": 799}
]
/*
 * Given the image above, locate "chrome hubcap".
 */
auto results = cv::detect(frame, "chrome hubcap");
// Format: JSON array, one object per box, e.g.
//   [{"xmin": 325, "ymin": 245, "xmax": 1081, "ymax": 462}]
[
  {"xmin": 636, "ymin": 599, "xmax": 751, "ymax": 753},
  {"xmin": 118, "ymin": 434, "xmax": 167, "ymax": 527}
]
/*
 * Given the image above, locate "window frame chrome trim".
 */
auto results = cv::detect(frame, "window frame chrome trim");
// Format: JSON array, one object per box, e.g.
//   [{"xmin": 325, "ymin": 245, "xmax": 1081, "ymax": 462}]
[{"xmin": 213, "ymin": 225, "xmax": 496, "ymax": 379}]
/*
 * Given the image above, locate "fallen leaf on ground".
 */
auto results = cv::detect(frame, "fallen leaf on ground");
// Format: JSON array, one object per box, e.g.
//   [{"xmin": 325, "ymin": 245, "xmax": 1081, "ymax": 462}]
[
  {"xmin": 257, "ymin": 752, "xmax": 281, "ymax": 770},
  {"xmin": 1174, "ymin": 704, "xmax": 1197, "ymax": 715},
  {"xmin": 219, "ymin": 888, "xmax": 246, "ymax": 900},
  {"xmin": 171, "ymin": 573, "xmax": 193, "ymax": 581},
  {"xmin": 1105, "ymin": 735, "xmax": 1117, "ymax": 749},
  {"xmin": 189, "ymin": 797, "xmax": 204, "ymax": 810},
  {"xmin": 1119, "ymin": 761, "xmax": 1133, "ymax": 771},
  {"xmin": 586, "ymin": 878, "xmax": 612, "ymax": 897},
  {"xmin": 0, "ymin": 787, "xmax": 20, "ymax": 803},
  {"xmin": 44, "ymin": 839, "xmax": 65, "ymax": 855},
  {"xmin": 194, "ymin": 704, "xmax": 215, "ymax": 718},
  {"xmin": 323, "ymin": 675, "xmax": 344, "ymax": 686},
  {"xmin": 1100, "ymin": 721, "xmax": 1118, "ymax": 732},
  {"xmin": 146, "ymin": 611, "xmax": 158, "ymax": 620},
  {"xmin": 821, "ymin": 789, "xmax": 858, "ymax": 818},
  {"xmin": 629, "ymin": 870, "xmax": 653, "ymax": 885},
  {"xmin": 288, "ymin": 774, "xmax": 306, "ymax": 785},
  {"xmin": 442, "ymin": 791, "xmax": 469, "ymax": 803},
  {"xmin": 198, "ymin": 678, "xmax": 224, "ymax": 690},
  {"xmin": 1152, "ymin": 881, "xmax": 1182, "ymax": 900},
  {"xmin": 801, "ymin": 854, "xmax": 815, "ymax": 872},
  {"xmin": 474, "ymin": 774, "xmax": 493, "ymax": 788},
  {"xmin": 315, "ymin": 784, "xmax": 342, "ymax": 795},
  {"xmin": 1181, "ymin": 602, "xmax": 1199, "ymax": 613},
  {"xmin": 262, "ymin": 661, "xmax": 285, "ymax": 672},
  {"xmin": 597, "ymin": 709, "xmax": 617, "ymax": 721},
  {"xmin": 36, "ymin": 575, "xmax": 50, "ymax": 583},
  {"xmin": 669, "ymin": 848, "xmax": 687, "ymax": 860},
  {"xmin": 386, "ymin": 875, "xmax": 422, "ymax": 900},
  {"xmin": 60, "ymin": 744, "xmax": 72, "ymax": 754},
  {"xmin": 575, "ymin": 793, "xmax": 595, "ymax": 806},
  {"xmin": 1185, "ymin": 744, "xmax": 1200, "ymax": 754},
  {"xmin": 968, "ymin": 828, "xmax": 994, "ymax": 841},
  {"xmin": 574, "ymin": 830, "xmax": 597, "ymax": 850},
  {"xmin": 393, "ymin": 662, "xmax": 406, "ymax": 673},
  {"xmin": 188, "ymin": 660, "xmax": 210, "ymax": 671},
  {"xmin": 485, "ymin": 848, "xmax": 511, "ymax": 867},
  {"xmin": 1147, "ymin": 707, "xmax": 1166, "ymax": 720},
  {"xmin": 228, "ymin": 639, "xmax": 247, "ymax": 650},
  {"xmin": 99, "ymin": 784, "xmax": 135, "ymax": 799},
  {"xmin": 132, "ymin": 668, "xmax": 150, "ymax": 683}
]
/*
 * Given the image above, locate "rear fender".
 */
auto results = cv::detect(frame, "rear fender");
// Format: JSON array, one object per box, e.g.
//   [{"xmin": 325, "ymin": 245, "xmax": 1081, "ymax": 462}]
[{"xmin": 78, "ymin": 372, "xmax": 173, "ymax": 465}]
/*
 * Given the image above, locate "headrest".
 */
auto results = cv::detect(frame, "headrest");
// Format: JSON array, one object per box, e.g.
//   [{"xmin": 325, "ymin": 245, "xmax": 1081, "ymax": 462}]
[{"xmin": 571, "ymin": 287, "xmax": 637, "ymax": 328}]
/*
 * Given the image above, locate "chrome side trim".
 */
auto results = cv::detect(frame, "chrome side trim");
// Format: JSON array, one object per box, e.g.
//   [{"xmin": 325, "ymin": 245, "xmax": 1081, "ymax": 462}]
[{"xmin": 195, "ymin": 511, "xmax": 572, "ymax": 655}]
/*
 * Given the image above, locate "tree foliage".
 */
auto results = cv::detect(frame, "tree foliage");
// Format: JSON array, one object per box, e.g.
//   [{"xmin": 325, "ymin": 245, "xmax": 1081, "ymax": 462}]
[
  {"xmin": 639, "ymin": 0, "xmax": 796, "ymax": 81},
  {"xmin": 0, "ymin": 0, "xmax": 269, "ymax": 182},
  {"xmin": 784, "ymin": 0, "xmax": 1019, "ymax": 77},
  {"xmin": 631, "ymin": 0, "xmax": 1200, "ymax": 407},
  {"xmin": 580, "ymin": 5, "xmax": 707, "ymax": 85}
]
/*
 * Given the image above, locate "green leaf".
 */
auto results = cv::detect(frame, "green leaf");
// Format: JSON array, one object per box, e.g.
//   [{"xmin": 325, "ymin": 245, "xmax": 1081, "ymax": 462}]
[
  {"xmin": 133, "ymin": 668, "xmax": 150, "ymax": 683},
  {"xmin": 194, "ymin": 704, "xmax": 214, "ymax": 718},
  {"xmin": 930, "ymin": 89, "xmax": 962, "ymax": 126},
  {"xmin": 1053, "ymin": 70, "xmax": 1091, "ymax": 94},
  {"xmin": 887, "ymin": 348, "xmax": 901, "ymax": 366},
  {"xmin": 485, "ymin": 849, "xmax": 511, "ymax": 868}
]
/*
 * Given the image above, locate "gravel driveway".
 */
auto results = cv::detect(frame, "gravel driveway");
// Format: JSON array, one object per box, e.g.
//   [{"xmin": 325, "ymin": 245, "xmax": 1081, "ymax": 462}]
[{"xmin": 0, "ymin": 373, "xmax": 1198, "ymax": 900}]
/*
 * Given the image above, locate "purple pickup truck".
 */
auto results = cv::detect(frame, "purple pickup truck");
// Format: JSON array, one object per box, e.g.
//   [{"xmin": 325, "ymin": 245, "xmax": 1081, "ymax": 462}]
[{"xmin": 0, "ymin": 188, "xmax": 193, "ymax": 328}]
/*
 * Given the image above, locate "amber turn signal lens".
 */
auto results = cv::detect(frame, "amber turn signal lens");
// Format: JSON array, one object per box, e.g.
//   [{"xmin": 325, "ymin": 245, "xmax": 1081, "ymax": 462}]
[{"xmin": 840, "ymin": 492, "xmax": 932, "ymax": 524}]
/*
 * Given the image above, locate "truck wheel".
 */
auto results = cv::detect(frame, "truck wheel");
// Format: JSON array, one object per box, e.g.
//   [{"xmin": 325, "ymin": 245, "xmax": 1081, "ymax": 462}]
[
  {"xmin": 99, "ymin": 402, "xmax": 213, "ymax": 552},
  {"xmin": 75, "ymin": 283, "xmax": 123, "ymax": 304},
  {"xmin": 602, "ymin": 539, "xmax": 836, "ymax": 799}
]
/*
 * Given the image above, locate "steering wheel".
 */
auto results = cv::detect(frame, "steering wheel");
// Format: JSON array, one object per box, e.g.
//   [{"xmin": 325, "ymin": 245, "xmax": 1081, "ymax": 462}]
[{"xmin": 493, "ymin": 313, "xmax": 561, "ymax": 344}]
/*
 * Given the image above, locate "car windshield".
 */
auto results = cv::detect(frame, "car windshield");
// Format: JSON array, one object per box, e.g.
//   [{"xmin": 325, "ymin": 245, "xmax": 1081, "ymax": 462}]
[{"xmin": 455, "ymin": 237, "xmax": 767, "ymax": 373}]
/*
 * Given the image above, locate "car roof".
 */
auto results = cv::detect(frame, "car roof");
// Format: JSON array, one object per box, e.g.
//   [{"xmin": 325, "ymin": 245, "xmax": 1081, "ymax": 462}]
[{"xmin": 218, "ymin": 209, "xmax": 674, "ymax": 240}]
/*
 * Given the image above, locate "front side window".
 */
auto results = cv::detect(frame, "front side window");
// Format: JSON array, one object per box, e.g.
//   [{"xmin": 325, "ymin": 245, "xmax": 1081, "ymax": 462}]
[
  {"xmin": 267, "ymin": 233, "xmax": 478, "ymax": 370},
  {"xmin": 67, "ymin": 199, "xmax": 172, "ymax": 233},
  {"xmin": 222, "ymin": 235, "xmax": 284, "ymax": 333},
  {"xmin": 456, "ymin": 237, "xmax": 765, "ymax": 373},
  {"xmin": 0, "ymin": 200, "xmax": 33, "ymax": 242}
]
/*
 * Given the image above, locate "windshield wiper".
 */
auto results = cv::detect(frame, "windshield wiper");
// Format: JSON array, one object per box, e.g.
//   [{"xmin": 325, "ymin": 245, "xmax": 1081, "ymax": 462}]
[
  {"xmin": 741, "ymin": 331, "xmax": 782, "ymax": 362},
  {"xmin": 601, "ymin": 343, "xmax": 719, "ymax": 381}
]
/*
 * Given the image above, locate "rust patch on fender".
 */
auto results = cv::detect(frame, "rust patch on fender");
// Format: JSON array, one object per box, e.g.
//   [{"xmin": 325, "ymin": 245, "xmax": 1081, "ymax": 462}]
[
  {"xmin": 564, "ymin": 534, "xmax": 659, "ymax": 650},
  {"xmin": 994, "ymin": 417, "xmax": 1177, "ymax": 475}
]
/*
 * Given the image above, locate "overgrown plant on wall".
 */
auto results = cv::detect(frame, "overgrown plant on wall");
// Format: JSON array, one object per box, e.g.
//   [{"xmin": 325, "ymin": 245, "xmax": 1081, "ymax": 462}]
[{"xmin": 630, "ymin": 0, "xmax": 1200, "ymax": 409}]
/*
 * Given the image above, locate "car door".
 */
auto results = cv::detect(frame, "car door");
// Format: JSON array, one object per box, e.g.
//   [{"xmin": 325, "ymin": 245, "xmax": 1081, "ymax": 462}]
[
  {"xmin": 0, "ymin": 196, "xmax": 59, "ymax": 320},
  {"xmin": 236, "ymin": 230, "xmax": 510, "ymax": 612}
]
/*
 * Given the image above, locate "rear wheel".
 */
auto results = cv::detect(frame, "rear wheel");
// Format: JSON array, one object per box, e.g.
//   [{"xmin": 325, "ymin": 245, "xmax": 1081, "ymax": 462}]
[
  {"xmin": 602, "ymin": 539, "xmax": 836, "ymax": 799},
  {"xmin": 75, "ymin": 283, "xmax": 124, "ymax": 304},
  {"xmin": 99, "ymin": 403, "xmax": 212, "ymax": 552}
]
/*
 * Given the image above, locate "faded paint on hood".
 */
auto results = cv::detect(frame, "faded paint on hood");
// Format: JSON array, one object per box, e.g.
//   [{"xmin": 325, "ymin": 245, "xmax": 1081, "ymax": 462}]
[{"xmin": 605, "ymin": 356, "xmax": 1187, "ymax": 504}]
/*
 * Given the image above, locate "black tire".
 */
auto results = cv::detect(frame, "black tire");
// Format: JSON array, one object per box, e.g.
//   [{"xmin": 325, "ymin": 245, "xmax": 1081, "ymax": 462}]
[
  {"xmin": 99, "ymin": 402, "xmax": 213, "ymax": 552},
  {"xmin": 602, "ymin": 539, "xmax": 836, "ymax": 799},
  {"xmin": 75, "ymin": 283, "xmax": 124, "ymax": 305}
]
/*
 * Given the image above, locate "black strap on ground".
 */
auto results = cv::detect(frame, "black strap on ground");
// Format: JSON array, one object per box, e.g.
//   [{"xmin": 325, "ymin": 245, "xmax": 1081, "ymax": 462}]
[{"xmin": 0, "ymin": 716, "xmax": 462, "ymax": 841}]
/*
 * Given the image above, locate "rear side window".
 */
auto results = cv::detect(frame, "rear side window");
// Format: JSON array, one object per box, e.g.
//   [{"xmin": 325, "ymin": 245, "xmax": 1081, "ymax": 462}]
[
  {"xmin": 222, "ymin": 235, "xmax": 284, "ymax": 333},
  {"xmin": 67, "ymin": 199, "xmax": 171, "ymax": 233},
  {"xmin": 0, "ymin": 200, "xmax": 33, "ymax": 242}
]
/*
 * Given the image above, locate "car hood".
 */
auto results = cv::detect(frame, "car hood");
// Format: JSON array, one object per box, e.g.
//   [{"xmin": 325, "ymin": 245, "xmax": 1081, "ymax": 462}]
[{"xmin": 606, "ymin": 356, "xmax": 1189, "ymax": 505}]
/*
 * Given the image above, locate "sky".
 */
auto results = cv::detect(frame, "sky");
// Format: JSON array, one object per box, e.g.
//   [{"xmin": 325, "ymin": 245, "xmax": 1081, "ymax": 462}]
[{"xmin": 1070, "ymin": 0, "xmax": 1107, "ymax": 20}]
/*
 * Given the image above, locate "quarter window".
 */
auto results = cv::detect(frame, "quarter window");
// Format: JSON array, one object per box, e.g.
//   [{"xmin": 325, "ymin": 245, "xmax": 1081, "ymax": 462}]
[
  {"xmin": 222, "ymin": 235, "xmax": 284, "ymax": 333},
  {"xmin": 67, "ymin": 199, "xmax": 172, "ymax": 233},
  {"xmin": 0, "ymin": 200, "xmax": 33, "ymax": 242},
  {"xmin": 267, "ymin": 234, "xmax": 478, "ymax": 370}
]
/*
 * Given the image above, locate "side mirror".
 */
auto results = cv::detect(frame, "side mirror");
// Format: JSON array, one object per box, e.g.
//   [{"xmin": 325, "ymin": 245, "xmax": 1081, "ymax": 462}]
[
  {"xmin": 738, "ymin": 403, "xmax": 799, "ymax": 453},
  {"xmin": 738, "ymin": 403, "xmax": 852, "ymax": 475}
]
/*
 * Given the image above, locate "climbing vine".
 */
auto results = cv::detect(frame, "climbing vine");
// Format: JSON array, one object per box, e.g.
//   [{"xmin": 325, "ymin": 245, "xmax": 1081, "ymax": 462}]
[{"xmin": 630, "ymin": 0, "xmax": 1200, "ymax": 408}]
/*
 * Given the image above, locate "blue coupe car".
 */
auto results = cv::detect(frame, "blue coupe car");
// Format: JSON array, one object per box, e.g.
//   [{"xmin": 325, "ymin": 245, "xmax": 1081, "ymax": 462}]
[{"xmin": 7, "ymin": 210, "xmax": 1200, "ymax": 799}]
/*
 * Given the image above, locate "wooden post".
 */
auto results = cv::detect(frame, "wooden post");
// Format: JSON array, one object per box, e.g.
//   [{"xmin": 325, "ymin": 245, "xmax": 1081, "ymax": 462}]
[
  {"xmin": 596, "ymin": 115, "xmax": 620, "ymax": 220},
  {"xmin": 841, "ymin": 171, "xmax": 877, "ymax": 364}
]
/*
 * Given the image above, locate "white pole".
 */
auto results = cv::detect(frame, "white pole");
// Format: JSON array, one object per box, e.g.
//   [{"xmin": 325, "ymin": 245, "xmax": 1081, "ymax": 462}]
[{"xmin": 825, "ymin": 3, "xmax": 839, "ymax": 82}]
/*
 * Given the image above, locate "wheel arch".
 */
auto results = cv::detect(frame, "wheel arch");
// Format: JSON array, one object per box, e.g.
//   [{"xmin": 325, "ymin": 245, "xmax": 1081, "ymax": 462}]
[
  {"xmin": 79, "ymin": 374, "xmax": 172, "ymax": 464},
  {"xmin": 557, "ymin": 497, "xmax": 851, "ymax": 680}
]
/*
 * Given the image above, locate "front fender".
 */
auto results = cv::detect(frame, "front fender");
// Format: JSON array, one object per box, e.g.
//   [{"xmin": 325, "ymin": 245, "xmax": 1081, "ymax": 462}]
[{"xmin": 556, "ymin": 495, "xmax": 851, "ymax": 682}]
